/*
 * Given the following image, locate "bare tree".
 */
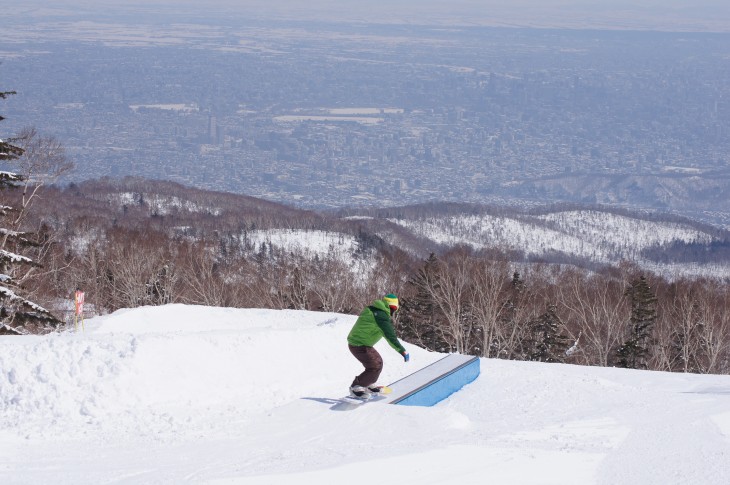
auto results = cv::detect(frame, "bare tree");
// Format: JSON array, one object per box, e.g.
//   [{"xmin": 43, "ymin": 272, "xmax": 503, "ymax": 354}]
[
  {"xmin": 177, "ymin": 241, "xmax": 232, "ymax": 307},
  {"xmin": 470, "ymin": 258, "xmax": 511, "ymax": 357},
  {"xmin": 65, "ymin": 234, "xmax": 109, "ymax": 315},
  {"xmin": 310, "ymin": 255, "xmax": 358, "ymax": 313},
  {"xmin": 253, "ymin": 252, "xmax": 296, "ymax": 310},
  {"xmin": 7, "ymin": 127, "xmax": 73, "ymax": 228},
  {"xmin": 697, "ymin": 282, "xmax": 730, "ymax": 374},
  {"xmin": 414, "ymin": 249, "xmax": 475, "ymax": 354},
  {"xmin": 557, "ymin": 270, "xmax": 628, "ymax": 366},
  {"xmin": 657, "ymin": 279, "xmax": 730, "ymax": 375},
  {"xmin": 399, "ymin": 253, "xmax": 448, "ymax": 352},
  {"xmin": 495, "ymin": 269, "xmax": 541, "ymax": 360},
  {"xmin": 102, "ymin": 228, "xmax": 176, "ymax": 311},
  {"xmin": 660, "ymin": 280, "xmax": 705, "ymax": 373}
]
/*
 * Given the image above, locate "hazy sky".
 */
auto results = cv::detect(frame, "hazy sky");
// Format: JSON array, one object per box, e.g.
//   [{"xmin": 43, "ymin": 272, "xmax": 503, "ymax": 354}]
[{"xmin": 7, "ymin": 0, "xmax": 730, "ymax": 32}]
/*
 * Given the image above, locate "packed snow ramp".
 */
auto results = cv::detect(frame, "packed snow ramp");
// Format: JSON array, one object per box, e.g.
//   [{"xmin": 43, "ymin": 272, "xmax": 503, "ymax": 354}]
[{"xmin": 383, "ymin": 354, "xmax": 480, "ymax": 407}]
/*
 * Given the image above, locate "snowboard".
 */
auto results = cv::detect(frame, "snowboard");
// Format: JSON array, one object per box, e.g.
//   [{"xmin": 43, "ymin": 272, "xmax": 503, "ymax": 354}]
[
  {"xmin": 337, "ymin": 386, "xmax": 393, "ymax": 409},
  {"xmin": 342, "ymin": 386, "xmax": 392, "ymax": 403}
]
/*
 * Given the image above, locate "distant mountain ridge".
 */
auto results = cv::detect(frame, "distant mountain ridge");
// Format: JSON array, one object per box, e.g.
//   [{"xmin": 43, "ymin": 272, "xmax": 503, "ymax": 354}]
[
  {"xmin": 339, "ymin": 202, "xmax": 730, "ymax": 279},
  {"xmin": 39, "ymin": 177, "xmax": 730, "ymax": 280},
  {"xmin": 498, "ymin": 171, "xmax": 730, "ymax": 230}
]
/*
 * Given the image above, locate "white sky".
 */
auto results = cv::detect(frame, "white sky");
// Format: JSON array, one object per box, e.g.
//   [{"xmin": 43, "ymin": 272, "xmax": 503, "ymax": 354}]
[{"xmin": 10, "ymin": 0, "xmax": 730, "ymax": 32}]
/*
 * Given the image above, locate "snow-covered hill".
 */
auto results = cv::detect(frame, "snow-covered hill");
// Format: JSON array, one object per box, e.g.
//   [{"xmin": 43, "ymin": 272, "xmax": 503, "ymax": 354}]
[
  {"xmin": 2, "ymin": 305, "xmax": 730, "ymax": 484},
  {"xmin": 383, "ymin": 208, "xmax": 729, "ymax": 278},
  {"xmin": 51, "ymin": 179, "xmax": 730, "ymax": 281}
]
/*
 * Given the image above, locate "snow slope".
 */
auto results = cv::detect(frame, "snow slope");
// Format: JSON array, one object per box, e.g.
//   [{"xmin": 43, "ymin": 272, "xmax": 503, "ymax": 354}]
[
  {"xmin": 2, "ymin": 304, "xmax": 730, "ymax": 484},
  {"xmin": 246, "ymin": 229, "xmax": 376, "ymax": 283},
  {"xmin": 389, "ymin": 210, "xmax": 727, "ymax": 279},
  {"xmin": 247, "ymin": 228, "xmax": 359, "ymax": 261}
]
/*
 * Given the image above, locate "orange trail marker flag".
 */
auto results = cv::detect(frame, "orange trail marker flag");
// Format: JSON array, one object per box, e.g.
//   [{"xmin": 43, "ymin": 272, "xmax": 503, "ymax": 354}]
[{"xmin": 74, "ymin": 290, "xmax": 85, "ymax": 332}]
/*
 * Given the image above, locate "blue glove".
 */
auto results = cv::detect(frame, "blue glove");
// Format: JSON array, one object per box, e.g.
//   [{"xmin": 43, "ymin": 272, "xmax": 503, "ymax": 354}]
[{"xmin": 402, "ymin": 351, "xmax": 410, "ymax": 362}]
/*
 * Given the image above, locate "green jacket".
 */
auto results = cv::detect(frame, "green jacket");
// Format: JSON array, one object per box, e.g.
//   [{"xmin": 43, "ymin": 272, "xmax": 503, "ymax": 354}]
[{"xmin": 347, "ymin": 298, "xmax": 406, "ymax": 354}]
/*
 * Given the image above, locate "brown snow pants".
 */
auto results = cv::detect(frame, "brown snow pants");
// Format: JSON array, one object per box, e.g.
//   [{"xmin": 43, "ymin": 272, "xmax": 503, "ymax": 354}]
[{"xmin": 349, "ymin": 344, "xmax": 383, "ymax": 388}]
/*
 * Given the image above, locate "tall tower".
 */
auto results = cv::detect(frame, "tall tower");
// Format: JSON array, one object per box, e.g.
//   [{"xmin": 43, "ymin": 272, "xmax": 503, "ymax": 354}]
[{"xmin": 208, "ymin": 114, "xmax": 217, "ymax": 144}]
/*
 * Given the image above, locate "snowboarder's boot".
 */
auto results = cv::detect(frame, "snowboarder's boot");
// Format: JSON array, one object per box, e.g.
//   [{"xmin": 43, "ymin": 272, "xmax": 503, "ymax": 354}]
[{"xmin": 349, "ymin": 385, "xmax": 370, "ymax": 398}]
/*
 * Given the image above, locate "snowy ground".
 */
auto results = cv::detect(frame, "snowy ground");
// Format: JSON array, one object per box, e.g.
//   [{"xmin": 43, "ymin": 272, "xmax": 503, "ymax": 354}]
[{"xmin": 2, "ymin": 304, "xmax": 730, "ymax": 484}]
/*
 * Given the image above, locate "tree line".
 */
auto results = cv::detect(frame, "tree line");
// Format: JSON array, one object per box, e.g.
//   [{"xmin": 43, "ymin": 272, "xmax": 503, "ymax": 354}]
[{"xmin": 397, "ymin": 247, "xmax": 730, "ymax": 374}]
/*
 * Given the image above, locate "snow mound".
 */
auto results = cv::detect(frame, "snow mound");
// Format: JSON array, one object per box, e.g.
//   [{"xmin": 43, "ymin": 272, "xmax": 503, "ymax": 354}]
[{"xmin": 2, "ymin": 304, "xmax": 730, "ymax": 484}]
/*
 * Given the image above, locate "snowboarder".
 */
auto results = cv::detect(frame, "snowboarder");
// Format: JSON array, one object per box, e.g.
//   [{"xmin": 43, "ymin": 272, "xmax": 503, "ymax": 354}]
[{"xmin": 347, "ymin": 293, "xmax": 409, "ymax": 397}]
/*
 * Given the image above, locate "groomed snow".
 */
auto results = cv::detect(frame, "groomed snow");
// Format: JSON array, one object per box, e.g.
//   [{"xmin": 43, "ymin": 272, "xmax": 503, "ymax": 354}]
[{"xmin": 2, "ymin": 304, "xmax": 730, "ymax": 484}]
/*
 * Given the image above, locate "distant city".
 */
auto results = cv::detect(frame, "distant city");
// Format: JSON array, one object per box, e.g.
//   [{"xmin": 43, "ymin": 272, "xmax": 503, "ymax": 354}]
[{"xmin": 1, "ymin": 14, "xmax": 730, "ymax": 226}]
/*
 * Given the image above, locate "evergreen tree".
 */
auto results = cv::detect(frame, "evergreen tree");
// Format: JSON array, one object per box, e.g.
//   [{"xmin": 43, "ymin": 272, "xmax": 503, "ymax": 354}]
[
  {"xmin": 498, "ymin": 271, "xmax": 529, "ymax": 360},
  {"xmin": 528, "ymin": 304, "xmax": 572, "ymax": 363},
  {"xmin": 147, "ymin": 263, "xmax": 173, "ymax": 305},
  {"xmin": 0, "ymin": 89, "xmax": 61, "ymax": 334},
  {"xmin": 615, "ymin": 276, "xmax": 657, "ymax": 370},
  {"xmin": 0, "ymin": 91, "xmax": 24, "ymax": 160},
  {"xmin": 503, "ymin": 272, "xmax": 526, "ymax": 334},
  {"xmin": 286, "ymin": 265, "xmax": 309, "ymax": 310},
  {"xmin": 511, "ymin": 271, "xmax": 525, "ymax": 294},
  {"xmin": 399, "ymin": 253, "xmax": 450, "ymax": 352}
]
